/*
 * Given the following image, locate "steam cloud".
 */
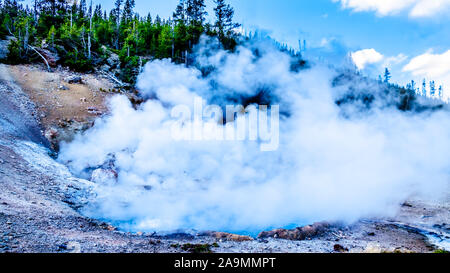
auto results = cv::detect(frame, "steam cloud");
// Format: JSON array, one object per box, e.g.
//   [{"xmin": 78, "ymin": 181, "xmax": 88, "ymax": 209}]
[{"xmin": 59, "ymin": 37, "xmax": 450, "ymax": 234}]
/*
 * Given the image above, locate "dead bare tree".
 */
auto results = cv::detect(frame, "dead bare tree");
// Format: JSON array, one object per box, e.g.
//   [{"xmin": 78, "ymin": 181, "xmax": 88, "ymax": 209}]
[
  {"xmin": 27, "ymin": 45, "xmax": 51, "ymax": 72},
  {"xmin": 88, "ymin": 0, "xmax": 93, "ymax": 59}
]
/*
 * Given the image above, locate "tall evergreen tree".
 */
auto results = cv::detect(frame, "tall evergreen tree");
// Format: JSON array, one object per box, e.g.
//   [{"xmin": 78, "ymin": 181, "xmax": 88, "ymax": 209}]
[
  {"xmin": 33, "ymin": 0, "xmax": 41, "ymax": 23},
  {"xmin": 122, "ymin": 0, "xmax": 135, "ymax": 25},
  {"xmin": 186, "ymin": 0, "xmax": 206, "ymax": 25},
  {"xmin": 112, "ymin": 0, "xmax": 123, "ymax": 49},
  {"xmin": 422, "ymin": 79, "xmax": 427, "ymax": 97},
  {"xmin": 3, "ymin": 0, "xmax": 20, "ymax": 33},
  {"xmin": 173, "ymin": 0, "xmax": 186, "ymax": 24},
  {"xmin": 93, "ymin": 4, "xmax": 102, "ymax": 22},
  {"xmin": 214, "ymin": 0, "xmax": 240, "ymax": 39},
  {"xmin": 430, "ymin": 81, "xmax": 436, "ymax": 97},
  {"xmin": 383, "ymin": 68, "xmax": 391, "ymax": 83},
  {"xmin": 79, "ymin": 0, "xmax": 87, "ymax": 19}
]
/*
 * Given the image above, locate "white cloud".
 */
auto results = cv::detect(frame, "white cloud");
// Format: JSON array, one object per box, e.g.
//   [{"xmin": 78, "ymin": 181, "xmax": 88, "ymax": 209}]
[
  {"xmin": 351, "ymin": 48, "xmax": 384, "ymax": 69},
  {"xmin": 403, "ymin": 50, "xmax": 450, "ymax": 78},
  {"xmin": 384, "ymin": 54, "xmax": 408, "ymax": 67},
  {"xmin": 403, "ymin": 49, "xmax": 450, "ymax": 94},
  {"xmin": 333, "ymin": 0, "xmax": 450, "ymax": 18}
]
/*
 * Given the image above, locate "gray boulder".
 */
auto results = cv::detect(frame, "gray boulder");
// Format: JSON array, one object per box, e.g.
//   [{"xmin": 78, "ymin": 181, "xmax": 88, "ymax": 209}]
[
  {"xmin": 0, "ymin": 36, "xmax": 16, "ymax": 60},
  {"xmin": 106, "ymin": 52, "xmax": 120, "ymax": 68},
  {"xmin": 65, "ymin": 76, "xmax": 83, "ymax": 84}
]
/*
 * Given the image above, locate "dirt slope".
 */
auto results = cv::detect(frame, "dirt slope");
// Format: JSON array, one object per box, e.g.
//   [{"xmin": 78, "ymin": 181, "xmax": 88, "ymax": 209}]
[{"xmin": 1, "ymin": 64, "xmax": 116, "ymax": 150}]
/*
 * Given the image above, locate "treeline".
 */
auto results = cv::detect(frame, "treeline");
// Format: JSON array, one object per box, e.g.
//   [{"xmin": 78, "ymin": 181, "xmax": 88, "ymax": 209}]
[
  {"xmin": 0, "ymin": 0, "xmax": 241, "ymax": 84},
  {"xmin": 381, "ymin": 68, "xmax": 446, "ymax": 102}
]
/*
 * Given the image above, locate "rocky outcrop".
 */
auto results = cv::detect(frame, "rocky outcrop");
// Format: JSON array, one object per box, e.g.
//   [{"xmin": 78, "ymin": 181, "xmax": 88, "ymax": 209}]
[
  {"xmin": 0, "ymin": 36, "xmax": 16, "ymax": 60},
  {"xmin": 36, "ymin": 48, "xmax": 60, "ymax": 67},
  {"xmin": 258, "ymin": 222, "xmax": 330, "ymax": 241},
  {"xmin": 199, "ymin": 231, "xmax": 254, "ymax": 242},
  {"xmin": 90, "ymin": 168, "xmax": 118, "ymax": 184},
  {"xmin": 106, "ymin": 52, "xmax": 120, "ymax": 68},
  {"xmin": 65, "ymin": 75, "xmax": 83, "ymax": 84}
]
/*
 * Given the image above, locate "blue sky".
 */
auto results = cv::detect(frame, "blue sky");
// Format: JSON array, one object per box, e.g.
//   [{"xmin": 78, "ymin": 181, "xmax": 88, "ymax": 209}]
[{"xmin": 23, "ymin": 0, "xmax": 450, "ymax": 97}]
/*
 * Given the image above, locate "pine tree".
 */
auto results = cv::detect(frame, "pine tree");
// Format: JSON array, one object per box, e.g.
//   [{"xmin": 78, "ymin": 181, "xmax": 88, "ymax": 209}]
[
  {"xmin": 410, "ymin": 80, "xmax": 416, "ymax": 91},
  {"xmin": 214, "ymin": 0, "xmax": 240, "ymax": 40},
  {"xmin": 146, "ymin": 12, "xmax": 152, "ymax": 23},
  {"xmin": 173, "ymin": 0, "xmax": 186, "ymax": 24},
  {"xmin": 430, "ymin": 81, "xmax": 436, "ymax": 97},
  {"xmin": 79, "ymin": 0, "xmax": 87, "ymax": 19},
  {"xmin": 112, "ymin": 0, "xmax": 123, "ymax": 49},
  {"xmin": 122, "ymin": 0, "xmax": 135, "ymax": 25},
  {"xmin": 422, "ymin": 79, "xmax": 427, "ymax": 97},
  {"xmin": 154, "ymin": 15, "xmax": 161, "ymax": 25},
  {"xmin": 186, "ymin": 0, "xmax": 206, "ymax": 25},
  {"xmin": 111, "ymin": 0, "xmax": 123, "ymax": 24},
  {"xmin": 33, "ymin": 0, "xmax": 41, "ymax": 23},
  {"xmin": 383, "ymin": 68, "xmax": 391, "ymax": 83},
  {"xmin": 3, "ymin": 0, "xmax": 20, "ymax": 33},
  {"xmin": 93, "ymin": 4, "xmax": 102, "ymax": 22}
]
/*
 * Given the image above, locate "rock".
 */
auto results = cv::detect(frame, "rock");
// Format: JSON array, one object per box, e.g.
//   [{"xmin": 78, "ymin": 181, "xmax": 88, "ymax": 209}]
[
  {"xmin": 199, "ymin": 231, "xmax": 254, "ymax": 242},
  {"xmin": 258, "ymin": 222, "xmax": 330, "ymax": 241},
  {"xmin": 0, "ymin": 36, "xmax": 16, "ymax": 60},
  {"xmin": 44, "ymin": 127, "xmax": 60, "ymax": 150},
  {"xmin": 65, "ymin": 76, "xmax": 83, "ymax": 84},
  {"xmin": 90, "ymin": 168, "xmax": 118, "ymax": 184},
  {"xmin": 99, "ymin": 64, "xmax": 111, "ymax": 73},
  {"xmin": 36, "ymin": 48, "xmax": 60, "ymax": 67},
  {"xmin": 44, "ymin": 128, "xmax": 59, "ymax": 141},
  {"xmin": 62, "ymin": 242, "xmax": 81, "ymax": 253},
  {"xmin": 0, "ymin": 159, "xmax": 4, "ymax": 164},
  {"xmin": 402, "ymin": 202, "xmax": 413, "ymax": 208},
  {"xmin": 334, "ymin": 244, "xmax": 349, "ymax": 253},
  {"xmin": 58, "ymin": 85, "xmax": 69, "ymax": 90},
  {"xmin": 87, "ymin": 107, "xmax": 102, "ymax": 115},
  {"xmin": 106, "ymin": 52, "xmax": 120, "ymax": 68}
]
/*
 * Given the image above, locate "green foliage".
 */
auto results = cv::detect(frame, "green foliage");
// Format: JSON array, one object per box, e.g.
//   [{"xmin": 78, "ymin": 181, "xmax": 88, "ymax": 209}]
[
  {"xmin": 181, "ymin": 243, "xmax": 214, "ymax": 253},
  {"xmin": 119, "ymin": 54, "xmax": 140, "ymax": 84},
  {"xmin": 64, "ymin": 50, "xmax": 93, "ymax": 72},
  {"xmin": 0, "ymin": 0, "xmax": 241, "ymax": 83},
  {"xmin": 6, "ymin": 38, "xmax": 25, "ymax": 64}
]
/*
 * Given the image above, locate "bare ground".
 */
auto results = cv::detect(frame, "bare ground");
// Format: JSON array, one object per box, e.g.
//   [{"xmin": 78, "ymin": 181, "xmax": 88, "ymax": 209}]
[{"xmin": 0, "ymin": 64, "xmax": 448, "ymax": 253}]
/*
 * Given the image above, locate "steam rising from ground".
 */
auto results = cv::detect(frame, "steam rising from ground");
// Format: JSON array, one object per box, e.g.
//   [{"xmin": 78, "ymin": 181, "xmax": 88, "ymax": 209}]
[{"xmin": 59, "ymin": 38, "xmax": 450, "ymax": 233}]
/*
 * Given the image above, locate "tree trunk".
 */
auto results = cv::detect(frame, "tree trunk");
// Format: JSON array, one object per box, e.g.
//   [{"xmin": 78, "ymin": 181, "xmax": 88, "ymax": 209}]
[
  {"xmin": 28, "ymin": 46, "xmax": 51, "ymax": 72},
  {"xmin": 88, "ymin": 0, "xmax": 93, "ymax": 59}
]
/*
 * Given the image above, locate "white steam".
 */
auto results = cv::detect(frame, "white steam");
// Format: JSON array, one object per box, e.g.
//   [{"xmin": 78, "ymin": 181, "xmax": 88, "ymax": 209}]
[{"xmin": 59, "ymin": 37, "xmax": 450, "ymax": 233}]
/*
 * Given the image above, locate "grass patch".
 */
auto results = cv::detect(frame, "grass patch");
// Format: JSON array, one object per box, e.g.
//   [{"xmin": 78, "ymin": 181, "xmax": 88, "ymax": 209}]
[
  {"xmin": 434, "ymin": 249, "xmax": 449, "ymax": 254},
  {"xmin": 181, "ymin": 243, "xmax": 214, "ymax": 253}
]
